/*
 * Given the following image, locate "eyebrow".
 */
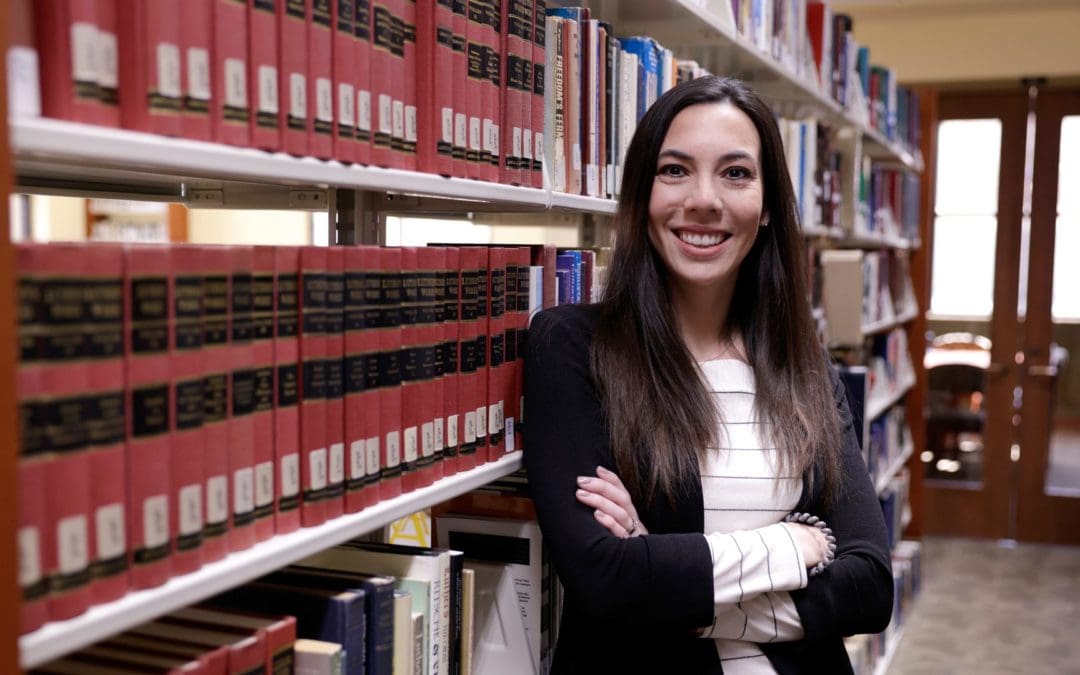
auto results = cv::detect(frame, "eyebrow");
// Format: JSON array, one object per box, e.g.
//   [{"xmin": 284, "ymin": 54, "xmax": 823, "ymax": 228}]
[{"xmin": 657, "ymin": 148, "xmax": 757, "ymax": 164}]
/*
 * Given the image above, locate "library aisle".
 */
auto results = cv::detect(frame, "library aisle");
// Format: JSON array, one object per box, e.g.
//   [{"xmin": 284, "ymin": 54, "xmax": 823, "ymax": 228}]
[{"xmin": 887, "ymin": 537, "xmax": 1080, "ymax": 675}]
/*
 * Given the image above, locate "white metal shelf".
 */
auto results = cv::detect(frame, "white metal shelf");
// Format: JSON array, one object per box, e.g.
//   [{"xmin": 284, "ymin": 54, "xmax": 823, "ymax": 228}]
[
  {"xmin": 19, "ymin": 451, "xmax": 523, "ymax": 669},
  {"xmin": 867, "ymin": 376, "xmax": 916, "ymax": 421},
  {"xmin": 11, "ymin": 117, "xmax": 618, "ymax": 215}
]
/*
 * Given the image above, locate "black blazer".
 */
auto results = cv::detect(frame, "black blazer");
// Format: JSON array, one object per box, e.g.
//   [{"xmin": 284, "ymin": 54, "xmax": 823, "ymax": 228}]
[{"xmin": 523, "ymin": 305, "xmax": 893, "ymax": 675}]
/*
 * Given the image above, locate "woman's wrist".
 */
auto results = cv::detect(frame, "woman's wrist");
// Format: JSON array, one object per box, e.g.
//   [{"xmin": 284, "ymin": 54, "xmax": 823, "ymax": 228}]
[{"xmin": 784, "ymin": 512, "xmax": 837, "ymax": 576}]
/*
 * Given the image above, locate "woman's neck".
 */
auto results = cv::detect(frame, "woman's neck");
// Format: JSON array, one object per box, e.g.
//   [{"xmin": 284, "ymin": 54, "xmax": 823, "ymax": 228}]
[{"xmin": 668, "ymin": 281, "xmax": 741, "ymax": 362}]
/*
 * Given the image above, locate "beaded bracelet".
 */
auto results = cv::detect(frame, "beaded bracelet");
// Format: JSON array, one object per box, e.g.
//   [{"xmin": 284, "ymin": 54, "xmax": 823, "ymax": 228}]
[{"xmin": 784, "ymin": 512, "xmax": 837, "ymax": 576}]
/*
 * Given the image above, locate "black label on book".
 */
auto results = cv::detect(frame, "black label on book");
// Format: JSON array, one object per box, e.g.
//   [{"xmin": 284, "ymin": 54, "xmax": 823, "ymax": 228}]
[
  {"xmin": 533, "ymin": 62, "xmax": 544, "ymax": 96},
  {"xmin": 460, "ymin": 339, "xmax": 477, "ymax": 373},
  {"xmin": 175, "ymin": 378, "xmax": 205, "ymax": 430},
  {"xmin": 477, "ymin": 268, "xmax": 490, "ymax": 318},
  {"xmin": 491, "ymin": 269, "xmax": 505, "ymax": 317},
  {"xmin": 41, "ymin": 279, "xmax": 86, "ymax": 327},
  {"xmin": 443, "ymin": 340, "xmax": 459, "ymax": 374},
  {"xmin": 509, "ymin": 3, "xmax": 530, "ymax": 40},
  {"xmin": 133, "ymin": 542, "xmax": 170, "ymax": 566},
  {"xmin": 419, "ymin": 343, "xmax": 438, "ymax": 380},
  {"xmin": 326, "ymin": 273, "xmax": 345, "ymax": 334},
  {"xmin": 437, "ymin": 25, "xmax": 454, "ymax": 49},
  {"xmin": 403, "ymin": 18, "xmax": 416, "ymax": 46},
  {"xmin": 132, "ymin": 384, "xmax": 170, "ymax": 437},
  {"xmin": 354, "ymin": 0, "xmax": 371, "ymax": 40},
  {"xmin": 254, "ymin": 367, "xmax": 274, "ymax": 412},
  {"xmin": 255, "ymin": 0, "xmax": 275, "ymax": 12},
  {"xmin": 401, "ymin": 269, "xmax": 420, "ymax": 304},
  {"xmin": 491, "ymin": 333, "xmax": 504, "ymax": 368},
  {"xmin": 419, "ymin": 270, "xmax": 438, "ymax": 305},
  {"xmin": 326, "ymin": 356, "xmax": 344, "ymax": 400},
  {"xmin": 453, "ymin": 0, "xmax": 466, "ymax": 16},
  {"xmin": 232, "ymin": 369, "xmax": 257, "ymax": 417},
  {"xmin": 379, "ymin": 349, "xmax": 402, "ymax": 387},
  {"xmin": 504, "ymin": 264, "xmax": 517, "ymax": 310},
  {"xmin": 85, "ymin": 390, "xmax": 124, "ymax": 447},
  {"xmin": 337, "ymin": 0, "xmax": 354, "ymax": 32},
  {"xmin": 177, "ymin": 529, "xmax": 204, "ymax": 552},
  {"xmin": 534, "ymin": 0, "xmax": 547, "ymax": 45},
  {"xmin": 312, "ymin": 0, "xmax": 332, "ymax": 27},
  {"xmin": 89, "ymin": 553, "xmax": 127, "ymax": 581},
  {"xmin": 203, "ymin": 373, "xmax": 228, "ymax": 423},
  {"xmin": 278, "ymin": 363, "xmax": 299, "ymax": 407},
  {"xmin": 132, "ymin": 323, "xmax": 168, "ymax": 354},
  {"xmin": 467, "ymin": 42, "xmax": 485, "ymax": 82},
  {"xmin": 373, "ymin": 5, "xmax": 394, "ymax": 53},
  {"xmin": 303, "ymin": 359, "xmax": 328, "ymax": 400},
  {"xmin": 44, "ymin": 395, "xmax": 86, "ymax": 452},
  {"xmin": 477, "ymin": 334, "xmax": 488, "ymax": 368},
  {"xmin": 87, "ymin": 322, "xmax": 124, "ymax": 359},
  {"xmin": 204, "ymin": 274, "xmax": 229, "ymax": 345},
  {"xmin": 231, "ymin": 273, "xmax": 255, "ymax": 343},
  {"xmin": 18, "ymin": 400, "xmax": 48, "ymax": 457},
  {"xmin": 86, "ymin": 278, "xmax": 123, "ymax": 324},
  {"xmin": 344, "ymin": 353, "xmax": 367, "ymax": 393},
  {"xmin": 448, "ymin": 530, "xmax": 530, "ymax": 565},
  {"xmin": 401, "ymin": 345, "xmax": 419, "ymax": 384},
  {"xmin": 253, "ymin": 273, "xmax": 275, "ymax": 340},
  {"xmin": 50, "ymin": 566, "xmax": 92, "ymax": 593},
  {"xmin": 504, "ymin": 327, "xmax": 517, "ymax": 363}
]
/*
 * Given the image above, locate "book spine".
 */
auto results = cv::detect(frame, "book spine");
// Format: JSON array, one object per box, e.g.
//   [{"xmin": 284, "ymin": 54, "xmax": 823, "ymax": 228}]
[
  {"xmin": 33, "ymin": 0, "xmax": 101, "ymax": 124},
  {"xmin": 333, "ymin": 0, "xmax": 357, "ymax": 163},
  {"xmin": 399, "ymin": 247, "xmax": 422, "ymax": 492},
  {"xmin": 465, "ymin": 0, "xmax": 485, "ymax": 179},
  {"xmin": 251, "ymin": 246, "xmax": 277, "ymax": 541},
  {"xmin": 181, "ymin": 0, "xmax": 215, "ymax": 141},
  {"xmin": 370, "ymin": 0, "xmax": 396, "ymax": 167},
  {"xmin": 456, "ymin": 249, "xmax": 478, "ymax": 472},
  {"xmin": 228, "ymin": 246, "xmax": 257, "ymax": 552},
  {"xmin": 273, "ymin": 246, "xmax": 302, "ymax": 533},
  {"xmin": 500, "ymin": 0, "xmax": 526, "ymax": 186},
  {"xmin": 170, "ymin": 246, "xmax": 207, "ymax": 575},
  {"xmin": 501, "ymin": 253, "xmax": 517, "ymax": 452},
  {"xmin": 124, "ymin": 244, "xmax": 174, "ymax": 590},
  {"xmin": 249, "ymin": 0, "xmax": 282, "ymax": 150},
  {"xmin": 117, "ymin": 0, "xmax": 183, "ymax": 136},
  {"xmin": 378, "ymin": 247, "xmax": 404, "ymax": 499},
  {"xmin": 95, "ymin": 0, "xmax": 121, "ymax": 126},
  {"xmin": 485, "ymin": 0, "xmax": 502, "ymax": 183},
  {"xmin": 300, "ymin": 246, "xmax": 330, "ymax": 527},
  {"xmin": 441, "ymin": 247, "xmax": 461, "ymax": 478},
  {"xmin": 354, "ymin": 0, "xmax": 374, "ymax": 164},
  {"xmin": 487, "ymin": 248, "xmax": 506, "ymax": 459},
  {"xmin": 474, "ymin": 248, "xmax": 491, "ymax": 463},
  {"xmin": 401, "ymin": 0, "xmax": 419, "ymax": 171},
  {"xmin": 417, "ymin": 247, "xmax": 444, "ymax": 486},
  {"xmin": 324, "ymin": 248, "xmax": 347, "ymax": 519},
  {"xmin": 309, "ymin": 0, "xmax": 335, "ymax": 158},
  {"xmin": 201, "ymin": 247, "xmax": 232, "ymax": 561},
  {"xmin": 513, "ymin": 248, "xmax": 529, "ymax": 449},
  {"xmin": 450, "ymin": 0, "xmax": 469, "ymax": 177},
  {"xmin": 344, "ymin": 246, "xmax": 381, "ymax": 512},
  {"xmin": 279, "ymin": 0, "xmax": 310, "ymax": 156},
  {"xmin": 212, "ymin": 0, "xmax": 251, "ymax": 146},
  {"xmin": 416, "ymin": 0, "xmax": 454, "ymax": 176}
]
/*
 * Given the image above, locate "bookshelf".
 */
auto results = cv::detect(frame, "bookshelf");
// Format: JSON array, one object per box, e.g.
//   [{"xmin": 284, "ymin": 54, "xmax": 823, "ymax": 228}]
[{"xmin": 4, "ymin": 1, "xmax": 926, "ymax": 672}]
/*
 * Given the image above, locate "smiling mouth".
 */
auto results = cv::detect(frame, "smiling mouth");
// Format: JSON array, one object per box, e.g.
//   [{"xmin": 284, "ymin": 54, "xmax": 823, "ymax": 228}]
[{"xmin": 676, "ymin": 230, "xmax": 730, "ymax": 248}]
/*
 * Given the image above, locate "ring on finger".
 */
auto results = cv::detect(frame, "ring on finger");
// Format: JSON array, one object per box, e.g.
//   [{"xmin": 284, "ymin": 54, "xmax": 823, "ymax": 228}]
[{"xmin": 626, "ymin": 518, "xmax": 638, "ymax": 536}]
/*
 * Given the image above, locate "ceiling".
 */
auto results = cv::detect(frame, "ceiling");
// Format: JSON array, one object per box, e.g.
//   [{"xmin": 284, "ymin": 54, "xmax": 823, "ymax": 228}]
[{"xmin": 832, "ymin": 0, "xmax": 1079, "ymax": 15}]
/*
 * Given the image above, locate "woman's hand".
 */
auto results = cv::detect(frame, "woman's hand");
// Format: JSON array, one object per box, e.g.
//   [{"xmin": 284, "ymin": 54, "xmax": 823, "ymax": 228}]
[
  {"xmin": 575, "ymin": 466, "xmax": 648, "ymax": 538},
  {"xmin": 786, "ymin": 522, "xmax": 831, "ymax": 569}
]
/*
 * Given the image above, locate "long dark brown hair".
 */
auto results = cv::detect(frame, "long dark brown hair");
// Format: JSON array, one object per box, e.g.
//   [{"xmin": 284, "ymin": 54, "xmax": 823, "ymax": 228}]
[{"xmin": 591, "ymin": 76, "xmax": 843, "ymax": 508}]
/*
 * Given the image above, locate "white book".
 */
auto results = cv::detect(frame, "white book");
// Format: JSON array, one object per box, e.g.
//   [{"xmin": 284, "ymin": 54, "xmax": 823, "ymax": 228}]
[
  {"xmin": 393, "ymin": 589, "xmax": 414, "ymax": 675},
  {"xmin": 295, "ymin": 639, "xmax": 345, "ymax": 675},
  {"xmin": 467, "ymin": 561, "xmax": 534, "ymax": 675}
]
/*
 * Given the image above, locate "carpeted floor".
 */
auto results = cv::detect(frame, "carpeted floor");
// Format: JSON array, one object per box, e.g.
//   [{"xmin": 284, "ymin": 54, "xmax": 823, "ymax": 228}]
[{"xmin": 887, "ymin": 537, "xmax": 1080, "ymax": 674}]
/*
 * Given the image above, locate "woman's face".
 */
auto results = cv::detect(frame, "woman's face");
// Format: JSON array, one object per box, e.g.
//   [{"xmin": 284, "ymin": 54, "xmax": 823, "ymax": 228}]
[{"xmin": 647, "ymin": 101, "xmax": 766, "ymax": 299}]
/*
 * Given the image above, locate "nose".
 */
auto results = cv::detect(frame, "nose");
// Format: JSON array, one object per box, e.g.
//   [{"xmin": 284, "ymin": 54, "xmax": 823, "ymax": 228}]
[{"xmin": 684, "ymin": 174, "xmax": 721, "ymax": 214}]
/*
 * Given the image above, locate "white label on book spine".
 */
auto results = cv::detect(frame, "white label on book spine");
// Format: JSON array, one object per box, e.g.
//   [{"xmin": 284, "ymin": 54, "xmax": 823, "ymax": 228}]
[
  {"xmin": 587, "ymin": 165, "xmax": 599, "ymax": 197},
  {"xmin": 338, "ymin": 83, "xmax": 355, "ymax": 126},
  {"xmin": 255, "ymin": 461, "xmax": 273, "ymax": 507},
  {"xmin": 143, "ymin": 495, "xmax": 169, "ymax": 549},
  {"xmin": 406, "ymin": 105, "xmax": 417, "ymax": 143},
  {"xmin": 448, "ymin": 414, "xmax": 459, "ymax": 447},
  {"xmin": 386, "ymin": 431, "xmax": 401, "ymax": 467},
  {"xmin": 358, "ymin": 89, "xmax": 372, "ymax": 131},
  {"xmin": 7, "ymin": 47, "xmax": 41, "ymax": 117},
  {"xmin": 18, "ymin": 527, "xmax": 41, "ymax": 586},
  {"xmin": 157, "ymin": 43, "xmax": 182, "ymax": 99},
  {"xmin": 572, "ymin": 143, "xmax": 582, "ymax": 171},
  {"xmin": 234, "ymin": 467, "xmax": 255, "ymax": 515},
  {"xmin": 70, "ymin": 23, "xmax": 98, "ymax": 84},
  {"xmin": 316, "ymin": 78, "xmax": 333, "ymax": 122},
  {"xmin": 476, "ymin": 405, "xmax": 487, "ymax": 438},
  {"xmin": 309, "ymin": 448, "xmax": 328, "ymax": 490},
  {"xmin": 455, "ymin": 112, "xmax": 467, "ymax": 148},
  {"xmin": 57, "ymin": 514, "xmax": 88, "ymax": 574},
  {"xmin": 187, "ymin": 48, "xmax": 211, "ymax": 101},
  {"xmin": 465, "ymin": 411, "xmax": 476, "ymax": 444},
  {"xmin": 98, "ymin": 31, "xmax": 118, "ymax": 89},
  {"xmin": 469, "ymin": 116, "xmax": 481, "ymax": 151},
  {"xmin": 207, "ymin": 475, "xmax": 228, "ymax": 525},
  {"xmin": 404, "ymin": 426, "xmax": 418, "ymax": 462},
  {"xmin": 442, "ymin": 107, "xmax": 454, "ymax": 143},
  {"xmin": 434, "ymin": 417, "xmax": 444, "ymax": 452},
  {"xmin": 329, "ymin": 442, "xmax": 345, "ymax": 484},
  {"xmin": 290, "ymin": 73, "xmax": 307, "ymax": 119},
  {"xmin": 393, "ymin": 100, "xmax": 405, "ymax": 139},
  {"xmin": 513, "ymin": 127, "xmax": 523, "ymax": 159},
  {"xmin": 535, "ymin": 132, "xmax": 544, "ymax": 163},
  {"xmin": 179, "ymin": 484, "xmax": 203, "ymax": 536},
  {"xmin": 523, "ymin": 129, "xmax": 533, "ymax": 160},
  {"xmin": 95, "ymin": 503, "xmax": 125, "ymax": 561},
  {"xmin": 350, "ymin": 439, "xmax": 367, "ymax": 479},
  {"xmin": 422, "ymin": 422, "xmax": 434, "ymax": 458},
  {"xmin": 483, "ymin": 118, "xmax": 494, "ymax": 154},
  {"xmin": 257, "ymin": 64, "xmax": 279, "ymax": 113},
  {"xmin": 224, "ymin": 58, "xmax": 247, "ymax": 108},
  {"xmin": 379, "ymin": 94, "xmax": 393, "ymax": 134},
  {"xmin": 506, "ymin": 417, "xmax": 516, "ymax": 452},
  {"xmin": 366, "ymin": 437, "xmax": 380, "ymax": 475},
  {"xmin": 280, "ymin": 453, "xmax": 300, "ymax": 497}
]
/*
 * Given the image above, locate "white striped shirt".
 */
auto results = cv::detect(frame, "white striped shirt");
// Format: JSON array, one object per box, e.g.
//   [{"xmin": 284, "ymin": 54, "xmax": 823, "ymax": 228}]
[{"xmin": 698, "ymin": 359, "xmax": 807, "ymax": 674}]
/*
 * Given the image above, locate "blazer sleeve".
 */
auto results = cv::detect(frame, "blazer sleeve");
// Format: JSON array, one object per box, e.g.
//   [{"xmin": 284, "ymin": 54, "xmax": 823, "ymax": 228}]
[
  {"xmin": 786, "ymin": 364, "xmax": 895, "ymax": 641},
  {"xmin": 523, "ymin": 306, "xmax": 715, "ymax": 628}
]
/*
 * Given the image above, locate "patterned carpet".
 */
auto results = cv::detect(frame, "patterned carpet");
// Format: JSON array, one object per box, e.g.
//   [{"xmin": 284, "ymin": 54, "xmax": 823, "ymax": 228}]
[{"xmin": 888, "ymin": 536, "xmax": 1080, "ymax": 674}]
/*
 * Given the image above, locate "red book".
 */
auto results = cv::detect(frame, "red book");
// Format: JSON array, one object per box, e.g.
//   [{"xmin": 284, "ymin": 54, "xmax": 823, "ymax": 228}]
[
  {"xmin": 170, "ymin": 245, "xmax": 207, "ymax": 576},
  {"xmin": 530, "ymin": 0, "xmax": 545, "ymax": 188},
  {"xmin": 228, "ymin": 246, "xmax": 257, "ymax": 552},
  {"xmin": 200, "ymin": 246, "xmax": 232, "ymax": 562},
  {"xmin": 419, "ymin": 247, "xmax": 446, "ymax": 483},
  {"xmin": 273, "ymin": 246, "xmax": 302, "ymax": 533},
  {"xmin": 278, "ymin": 0, "xmax": 309, "ymax": 156},
  {"xmin": 299, "ymin": 246, "xmax": 329, "ymax": 526},
  {"xmin": 370, "ymin": 1, "xmax": 396, "ymax": 167},
  {"xmin": 465, "ymin": 0, "xmax": 485, "ymax": 178},
  {"xmin": 510, "ymin": 246, "xmax": 530, "ymax": 450},
  {"xmin": 399, "ymin": 247, "xmax": 422, "ymax": 492},
  {"xmin": 309, "ymin": 0, "xmax": 335, "ymax": 158},
  {"xmin": 353, "ymin": 0, "xmax": 374, "ymax": 164},
  {"xmin": 485, "ymin": 0, "xmax": 502, "ymax": 182},
  {"xmin": 103, "ymin": 632, "xmax": 230, "ymax": 675},
  {"xmin": 180, "ymin": 0, "xmax": 214, "ymax": 141},
  {"xmin": 333, "ymin": 0, "xmax": 357, "ymax": 163},
  {"xmin": 124, "ymin": 244, "xmax": 174, "ymax": 590},
  {"xmin": 33, "ymin": 0, "xmax": 110, "ymax": 125},
  {"xmin": 249, "ymin": 0, "xmax": 282, "ymax": 150},
  {"xmin": 82, "ymin": 244, "xmax": 129, "ymax": 605},
  {"xmin": 15, "ymin": 244, "xmax": 91, "ymax": 629},
  {"xmin": 96, "ymin": 0, "xmax": 121, "ymax": 126},
  {"xmin": 390, "ymin": 0, "xmax": 408, "ymax": 169},
  {"xmin": 401, "ymin": 0, "xmax": 418, "ymax": 171},
  {"xmin": 324, "ymin": 247, "xmax": 347, "ymax": 519},
  {"xmin": 212, "ymin": 0, "xmax": 251, "ymax": 146},
  {"xmin": 441, "ymin": 247, "xmax": 461, "ymax": 476},
  {"xmin": 499, "ymin": 0, "xmax": 527, "ymax": 185},
  {"xmin": 416, "ymin": 0, "xmax": 455, "ymax": 176},
  {"xmin": 174, "ymin": 605, "xmax": 297, "ymax": 675},
  {"xmin": 450, "ymin": 0, "xmax": 469, "ymax": 176},
  {"xmin": 456, "ymin": 246, "xmax": 482, "ymax": 470},
  {"xmin": 132, "ymin": 620, "xmax": 264, "ymax": 675},
  {"xmin": 251, "ymin": 247, "xmax": 277, "ymax": 541},
  {"xmin": 117, "ymin": 0, "xmax": 183, "ymax": 136},
  {"xmin": 377, "ymin": 247, "xmax": 404, "ymax": 498},
  {"xmin": 485, "ymin": 247, "xmax": 507, "ymax": 460},
  {"xmin": 344, "ymin": 246, "xmax": 382, "ymax": 512}
]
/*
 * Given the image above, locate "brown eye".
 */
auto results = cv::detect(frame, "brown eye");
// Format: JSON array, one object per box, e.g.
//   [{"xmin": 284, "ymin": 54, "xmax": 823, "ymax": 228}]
[{"xmin": 658, "ymin": 164, "xmax": 687, "ymax": 178}]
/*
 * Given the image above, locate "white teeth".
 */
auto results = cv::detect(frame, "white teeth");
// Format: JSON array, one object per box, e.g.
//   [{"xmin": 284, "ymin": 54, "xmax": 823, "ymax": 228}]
[{"xmin": 677, "ymin": 231, "xmax": 725, "ymax": 247}]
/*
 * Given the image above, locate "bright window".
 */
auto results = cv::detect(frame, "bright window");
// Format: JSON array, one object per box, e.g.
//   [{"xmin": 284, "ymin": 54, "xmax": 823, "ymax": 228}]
[{"xmin": 1053, "ymin": 117, "xmax": 1080, "ymax": 320}]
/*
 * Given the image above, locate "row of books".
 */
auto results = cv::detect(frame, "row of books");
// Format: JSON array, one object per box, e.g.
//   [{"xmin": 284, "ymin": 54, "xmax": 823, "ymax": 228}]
[
  {"xmin": 844, "ymin": 539, "xmax": 922, "ymax": 675},
  {"xmin": 819, "ymin": 249, "xmax": 917, "ymax": 345},
  {"xmin": 869, "ymin": 406, "xmax": 911, "ymax": 492},
  {"xmin": 16, "ymin": 241, "xmax": 544, "ymax": 635},
  {"xmin": 23, "ymin": 0, "xmax": 547, "ymax": 186}
]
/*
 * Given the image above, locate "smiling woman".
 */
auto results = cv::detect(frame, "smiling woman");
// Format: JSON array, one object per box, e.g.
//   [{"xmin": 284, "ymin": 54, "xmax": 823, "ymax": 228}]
[{"xmin": 523, "ymin": 76, "xmax": 894, "ymax": 675}]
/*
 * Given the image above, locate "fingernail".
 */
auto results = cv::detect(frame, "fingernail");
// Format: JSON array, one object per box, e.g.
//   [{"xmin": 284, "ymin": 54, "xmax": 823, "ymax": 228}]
[
  {"xmin": 576, "ymin": 489, "xmax": 588, "ymax": 497},
  {"xmin": 576, "ymin": 476, "xmax": 590, "ymax": 486},
  {"xmin": 597, "ymin": 466, "xmax": 610, "ymax": 475}
]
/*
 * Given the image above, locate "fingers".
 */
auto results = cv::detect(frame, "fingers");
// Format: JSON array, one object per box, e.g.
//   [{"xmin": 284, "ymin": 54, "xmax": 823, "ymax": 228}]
[
  {"xmin": 592, "ymin": 507, "xmax": 634, "ymax": 538},
  {"xmin": 575, "ymin": 467, "xmax": 645, "ymax": 538}
]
